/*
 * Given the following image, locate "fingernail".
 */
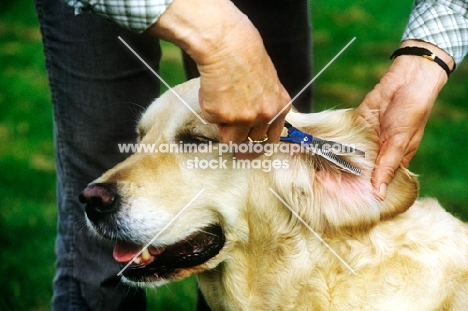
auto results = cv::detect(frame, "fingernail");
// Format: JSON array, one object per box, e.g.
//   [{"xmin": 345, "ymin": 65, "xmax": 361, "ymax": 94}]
[{"xmin": 379, "ymin": 183, "xmax": 387, "ymax": 200}]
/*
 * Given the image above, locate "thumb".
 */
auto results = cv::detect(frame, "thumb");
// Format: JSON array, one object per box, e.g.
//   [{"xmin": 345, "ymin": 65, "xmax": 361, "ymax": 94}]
[
  {"xmin": 198, "ymin": 88, "xmax": 204, "ymax": 110},
  {"xmin": 372, "ymin": 143, "xmax": 404, "ymax": 200}
]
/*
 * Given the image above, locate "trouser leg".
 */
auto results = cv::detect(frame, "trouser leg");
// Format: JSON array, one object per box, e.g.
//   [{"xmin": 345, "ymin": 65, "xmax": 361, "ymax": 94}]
[{"xmin": 34, "ymin": 0, "xmax": 161, "ymax": 309}]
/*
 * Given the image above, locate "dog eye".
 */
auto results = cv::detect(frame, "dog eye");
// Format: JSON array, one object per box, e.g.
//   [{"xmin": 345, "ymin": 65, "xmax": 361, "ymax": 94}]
[
  {"xmin": 192, "ymin": 135, "xmax": 211, "ymax": 142},
  {"xmin": 177, "ymin": 133, "xmax": 217, "ymax": 144},
  {"xmin": 178, "ymin": 133, "xmax": 214, "ymax": 144}
]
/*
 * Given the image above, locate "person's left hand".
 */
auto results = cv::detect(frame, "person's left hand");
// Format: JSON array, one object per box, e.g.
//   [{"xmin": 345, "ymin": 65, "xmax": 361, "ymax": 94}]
[{"xmin": 357, "ymin": 40, "xmax": 453, "ymax": 199}]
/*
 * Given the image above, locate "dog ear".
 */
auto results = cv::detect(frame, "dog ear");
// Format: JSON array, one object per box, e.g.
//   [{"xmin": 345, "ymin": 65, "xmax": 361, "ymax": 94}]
[
  {"xmin": 272, "ymin": 110, "xmax": 418, "ymax": 233},
  {"xmin": 379, "ymin": 167, "xmax": 418, "ymax": 220}
]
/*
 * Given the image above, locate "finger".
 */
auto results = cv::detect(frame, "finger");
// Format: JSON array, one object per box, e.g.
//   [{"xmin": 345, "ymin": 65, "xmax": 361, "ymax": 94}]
[
  {"xmin": 400, "ymin": 150, "xmax": 417, "ymax": 169},
  {"xmin": 372, "ymin": 141, "xmax": 405, "ymax": 200},
  {"xmin": 267, "ymin": 111, "xmax": 289, "ymax": 143},
  {"xmin": 235, "ymin": 91, "xmax": 290, "ymax": 159},
  {"xmin": 217, "ymin": 124, "xmax": 250, "ymax": 144},
  {"xmin": 198, "ymin": 88, "xmax": 204, "ymax": 110},
  {"xmin": 233, "ymin": 124, "xmax": 270, "ymax": 160},
  {"xmin": 266, "ymin": 84, "xmax": 292, "ymax": 143},
  {"xmin": 246, "ymin": 124, "xmax": 270, "ymax": 143}
]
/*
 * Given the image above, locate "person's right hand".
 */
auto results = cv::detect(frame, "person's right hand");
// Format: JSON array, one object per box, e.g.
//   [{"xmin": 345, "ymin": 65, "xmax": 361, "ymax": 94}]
[{"xmin": 149, "ymin": 0, "xmax": 291, "ymax": 152}]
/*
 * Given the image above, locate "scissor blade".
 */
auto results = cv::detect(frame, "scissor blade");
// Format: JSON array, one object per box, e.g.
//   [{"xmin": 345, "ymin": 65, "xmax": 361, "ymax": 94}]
[
  {"xmin": 305, "ymin": 145, "xmax": 362, "ymax": 176},
  {"xmin": 310, "ymin": 137, "xmax": 365, "ymax": 157}
]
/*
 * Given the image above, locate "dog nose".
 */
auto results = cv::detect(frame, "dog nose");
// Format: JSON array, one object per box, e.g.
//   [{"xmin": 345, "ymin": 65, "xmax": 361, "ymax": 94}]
[{"xmin": 79, "ymin": 183, "xmax": 117, "ymax": 215}]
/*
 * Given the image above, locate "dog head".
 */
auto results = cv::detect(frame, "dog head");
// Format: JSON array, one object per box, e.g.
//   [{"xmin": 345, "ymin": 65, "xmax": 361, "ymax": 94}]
[{"xmin": 79, "ymin": 78, "xmax": 418, "ymax": 286}]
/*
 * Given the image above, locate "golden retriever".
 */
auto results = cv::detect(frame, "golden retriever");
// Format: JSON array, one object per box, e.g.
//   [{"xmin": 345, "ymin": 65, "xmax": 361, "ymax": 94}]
[{"xmin": 80, "ymin": 78, "xmax": 468, "ymax": 310}]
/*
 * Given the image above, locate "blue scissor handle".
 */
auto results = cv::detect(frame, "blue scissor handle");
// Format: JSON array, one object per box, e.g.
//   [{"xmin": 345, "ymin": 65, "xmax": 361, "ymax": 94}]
[{"xmin": 280, "ymin": 121, "xmax": 313, "ymax": 144}]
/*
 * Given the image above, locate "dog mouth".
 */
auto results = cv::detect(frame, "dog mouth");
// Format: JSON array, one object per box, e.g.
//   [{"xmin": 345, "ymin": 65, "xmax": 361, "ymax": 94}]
[{"xmin": 114, "ymin": 225, "xmax": 225, "ymax": 282}]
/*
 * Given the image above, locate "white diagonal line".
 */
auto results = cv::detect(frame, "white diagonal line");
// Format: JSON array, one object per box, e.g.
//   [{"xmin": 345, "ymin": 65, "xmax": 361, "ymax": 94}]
[
  {"xmin": 268, "ymin": 188, "xmax": 357, "ymax": 275},
  {"xmin": 268, "ymin": 37, "xmax": 357, "ymax": 124},
  {"xmin": 118, "ymin": 36, "xmax": 207, "ymax": 125},
  {"xmin": 117, "ymin": 188, "xmax": 206, "ymax": 276}
]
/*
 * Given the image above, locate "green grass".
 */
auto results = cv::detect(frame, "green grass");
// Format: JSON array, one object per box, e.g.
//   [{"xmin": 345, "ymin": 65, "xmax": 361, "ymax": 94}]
[{"xmin": 1, "ymin": 0, "xmax": 467, "ymax": 310}]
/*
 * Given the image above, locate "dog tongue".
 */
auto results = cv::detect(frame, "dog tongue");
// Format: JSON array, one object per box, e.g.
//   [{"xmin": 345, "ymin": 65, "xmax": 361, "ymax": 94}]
[{"xmin": 113, "ymin": 241, "xmax": 143, "ymax": 263}]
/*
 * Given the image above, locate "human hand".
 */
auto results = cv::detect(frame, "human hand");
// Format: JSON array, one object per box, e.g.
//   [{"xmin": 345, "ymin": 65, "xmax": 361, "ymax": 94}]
[
  {"xmin": 357, "ymin": 40, "xmax": 453, "ymax": 199},
  {"xmin": 149, "ymin": 0, "xmax": 291, "ymax": 155},
  {"xmin": 196, "ymin": 15, "xmax": 291, "ymax": 148}
]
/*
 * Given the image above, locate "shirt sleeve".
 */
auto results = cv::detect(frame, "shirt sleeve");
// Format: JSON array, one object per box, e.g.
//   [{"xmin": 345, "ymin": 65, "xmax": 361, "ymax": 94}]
[
  {"xmin": 64, "ymin": 0, "xmax": 174, "ymax": 33},
  {"xmin": 402, "ymin": 0, "xmax": 468, "ymax": 65}
]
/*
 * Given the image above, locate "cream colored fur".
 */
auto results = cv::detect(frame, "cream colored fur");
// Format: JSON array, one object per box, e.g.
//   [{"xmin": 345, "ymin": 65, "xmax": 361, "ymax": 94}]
[{"xmin": 91, "ymin": 78, "xmax": 468, "ymax": 310}]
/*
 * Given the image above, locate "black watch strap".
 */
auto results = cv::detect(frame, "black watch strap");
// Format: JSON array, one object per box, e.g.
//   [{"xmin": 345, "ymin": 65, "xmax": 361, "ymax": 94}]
[{"xmin": 390, "ymin": 46, "xmax": 455, "ymax": 77}]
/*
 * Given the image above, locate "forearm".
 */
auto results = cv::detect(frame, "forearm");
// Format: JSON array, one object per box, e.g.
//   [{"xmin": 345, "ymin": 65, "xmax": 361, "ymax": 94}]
[
  {"xmin": 391, "ymin": 39, "xmax": 452, "ymax": 100},
  {"xmin": 147, "ymin": 0, "xmax": 258, "ymax": 65},
  {"xmin": 402, "ymin": 0, "xmax": 468, "ymax": 66},
  {"xmin": 399, "ymin": 39, "xmax": 455, "ymax": 74}
]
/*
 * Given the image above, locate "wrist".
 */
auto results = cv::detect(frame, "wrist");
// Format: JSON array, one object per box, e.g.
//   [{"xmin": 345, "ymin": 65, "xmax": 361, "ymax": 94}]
[
  {"xmin": 385, "ymin": 40, "xmax": 453, "ymax": 92},
  {"xmin": 147, "ymin": 0, "xmax": 252, "ymax": 65},
  {"xmin": 399, "ymin": 40, "xmax": 455, "ymax": 73}
]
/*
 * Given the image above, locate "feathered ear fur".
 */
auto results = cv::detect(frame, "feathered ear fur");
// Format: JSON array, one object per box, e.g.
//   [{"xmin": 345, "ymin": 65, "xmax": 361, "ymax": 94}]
[{"xmin": 272, "ymin": 109, "xmax": 418, "ymax": 233}]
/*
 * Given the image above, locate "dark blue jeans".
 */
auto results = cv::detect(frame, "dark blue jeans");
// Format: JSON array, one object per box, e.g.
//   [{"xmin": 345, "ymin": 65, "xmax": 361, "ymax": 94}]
[{"xmin": 34, "ymin": 0, "xmax": 311, "ymax": 310}]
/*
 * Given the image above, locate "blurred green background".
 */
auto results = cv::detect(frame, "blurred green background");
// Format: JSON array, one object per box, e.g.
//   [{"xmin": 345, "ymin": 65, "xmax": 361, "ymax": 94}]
[{"xmin": 1, "ymin": 0, "xmax": 467, "ymax": 310}]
